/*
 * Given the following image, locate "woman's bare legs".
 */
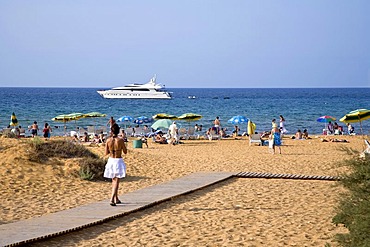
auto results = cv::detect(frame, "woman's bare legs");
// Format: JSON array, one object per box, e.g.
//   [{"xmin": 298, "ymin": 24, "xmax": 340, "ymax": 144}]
[{"xmin": 110, "ymin": 177, "xmax": 120, "ymax": 206}]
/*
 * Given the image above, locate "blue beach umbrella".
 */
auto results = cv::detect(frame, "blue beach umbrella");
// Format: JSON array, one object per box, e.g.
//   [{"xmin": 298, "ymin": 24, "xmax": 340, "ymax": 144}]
[
  {"xmin": 228, "ymin": 115, "xmax": 249, "ymax": 125},
  {"xmin": 117, "ymin": 115, "xmax": 134, "ymax": 122},
  {"xmin": 117, "ymin": 115, "xmax": 134, "ymax": 128},
  {"xmin": 134, "ymin": 116, "xmax": 153, "ymax": 125}
]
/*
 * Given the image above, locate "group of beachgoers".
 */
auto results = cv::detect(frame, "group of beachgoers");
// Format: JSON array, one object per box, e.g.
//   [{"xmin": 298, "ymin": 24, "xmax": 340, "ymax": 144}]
[{"xmin": 1, "ymin": 121, "xmax": 53, "ymax": 139}]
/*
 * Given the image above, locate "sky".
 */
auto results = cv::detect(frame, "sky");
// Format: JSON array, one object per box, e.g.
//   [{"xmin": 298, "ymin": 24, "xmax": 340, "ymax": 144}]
[{"xmin": 0, "ymin": 1, "xmax": 369, "ymax": 88}]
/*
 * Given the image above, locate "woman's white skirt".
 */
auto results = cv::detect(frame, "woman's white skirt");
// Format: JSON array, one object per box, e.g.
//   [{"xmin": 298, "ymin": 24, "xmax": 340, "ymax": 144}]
[{"xmin": 104, "ymin": 157, "xmax": 126, "ymax": 179}]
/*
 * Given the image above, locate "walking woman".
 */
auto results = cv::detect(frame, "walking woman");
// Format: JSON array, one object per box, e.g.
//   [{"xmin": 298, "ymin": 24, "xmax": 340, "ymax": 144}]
[{"xmin": 103, "ymin": 123, "xmax": 127, "ymax": 206}]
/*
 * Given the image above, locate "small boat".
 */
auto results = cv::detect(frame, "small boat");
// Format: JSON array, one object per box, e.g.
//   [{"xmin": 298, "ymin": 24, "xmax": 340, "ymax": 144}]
[
  {"xmin": 188, "ymin": 96, "xmax": 196, "ymax": 99},
  {"xmin": 97, "ymin": 75, "xmax": 172, "ymax": 99}
]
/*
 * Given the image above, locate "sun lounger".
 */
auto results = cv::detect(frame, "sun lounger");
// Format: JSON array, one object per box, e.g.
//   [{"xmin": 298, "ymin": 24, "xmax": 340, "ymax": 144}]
[
  {"xmin": 87, "ymin": 126, "xmax": 95, "ymax": 136},
  {"xmin": 187, "ymin": 127, "xmax": 199, "ymax": 139},
  {"xmin": 249, "ymin": 134, "xmax": 262, "ymax": 146},
  {"xmin": 208, "ymin": 130, "xmax": 221, "ymax": 140},
  {"xmin": 19, "ymin": 128, "xmax": 26, "ymax": 138},
  {"xmin": 125, "ymin": 127, "xmax": 135, "ymax": 137},
  {"xmin": 178, "ymin": 128, "xmax": 187, "ymax": 140}
]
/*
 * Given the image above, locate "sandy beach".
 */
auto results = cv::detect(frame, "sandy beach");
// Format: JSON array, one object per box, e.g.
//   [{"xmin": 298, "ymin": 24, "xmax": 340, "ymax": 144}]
[{"xmin": 0, "ymin": 134, "xmax": 366, "ymax": 246}]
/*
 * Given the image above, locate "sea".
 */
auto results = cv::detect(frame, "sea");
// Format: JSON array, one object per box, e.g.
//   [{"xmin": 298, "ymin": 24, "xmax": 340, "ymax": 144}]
[{"xmin": 0, "ymin": 87, "xmax": 369, "ymax": 136}]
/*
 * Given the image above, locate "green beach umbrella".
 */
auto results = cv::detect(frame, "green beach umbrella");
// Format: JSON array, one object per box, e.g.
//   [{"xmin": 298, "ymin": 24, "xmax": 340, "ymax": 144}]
[
  {"xmin": 151, "ymin": 119, "xmax": 173, "ymax": 130},
  {"xmin": 10, "ymin": 112, "xmax": 18, "ymax": 127},
  {"xmin": 83, "ymin": 112, "xmax": 107, "ymax": 129},
  {"xmin": 83, "ymin": 112, "xmax": 107, "ymax": 118}
]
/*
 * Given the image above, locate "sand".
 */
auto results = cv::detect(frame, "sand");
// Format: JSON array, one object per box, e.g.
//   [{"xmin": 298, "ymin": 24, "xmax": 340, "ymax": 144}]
[{"xmin": 0, "ymin": 134, "xmax": 366, "ymax": 246}]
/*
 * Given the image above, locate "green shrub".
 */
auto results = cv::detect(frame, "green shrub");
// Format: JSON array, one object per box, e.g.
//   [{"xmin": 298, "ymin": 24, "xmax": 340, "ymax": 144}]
[
  {"xmin": 78, "ymin": 157, "xmax": 106, "ymax": 181},
  {"xmin": 28, "ymin": 139, "xmax": 98, "ymax": 163},
  {"xmin": 27, "ymin": 139, "xmax": 106, "ymax": 181},
  {"xmin": 332, "ymin": 155, "xmax": 370, "ymax": 247}
]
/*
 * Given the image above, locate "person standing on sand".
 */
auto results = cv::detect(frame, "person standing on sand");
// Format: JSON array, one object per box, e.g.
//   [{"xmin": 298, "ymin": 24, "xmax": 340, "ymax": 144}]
[
  {"xmin": 104, "ymin": 123, "xmax": 127, "ymax": 206},
  {"xmin": 270, "ymin": 126, "xmax": 282, "ymax": 154},
  {"xmin": 42, "ymin": 123, "xmax": 52, "ymax": 139},
  {"xmin": 279, "ymin": 115, "xmax": 287, "ymax": 134},
  {"xmin": 168, "ymin": 121, "xmax": 179, "ymax": 145},
  {"xmin": 107, "ymin": 116, "xmax": 116, "ymax": 128},
  {"xmin": 30, "ymin": 121, "xmax": 39, "ymax": 137},
  {"xmin": 214, "ymin": 116, "xmax": 221, "ymax": 134}
]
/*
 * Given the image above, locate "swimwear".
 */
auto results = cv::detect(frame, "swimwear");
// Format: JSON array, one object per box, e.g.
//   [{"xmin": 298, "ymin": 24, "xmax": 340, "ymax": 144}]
[{"xmin": 273, "ymin": 132, "xmax": 281, "ymax": 146}]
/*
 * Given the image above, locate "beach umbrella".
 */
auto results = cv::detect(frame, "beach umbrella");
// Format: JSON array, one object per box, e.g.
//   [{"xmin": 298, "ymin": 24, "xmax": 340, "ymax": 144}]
[
  {"xmin": 316, "ymin": 115, "xmax": 336, "ymax": 123},
  {"xmin": 52, "ymin": 113, "xmax": 85, "ymax": 132},
  {"xmin": 152, "ymin": 113, "xmax": 178, "ymax": 120},
  {"xmin": 83, "ymin": 112, "xmax": 106, "ymax": 129},
  {"xmin": 83, "ymin": 112, "xmax": 106, "ymax": 118},
  {"xmin": 177, "ymin": 113, "xmax": 202, "ymax": 128},
  {"xmin": 177, "ymin": 113, "xmax": 202, "ymax": 122},
  {"xmin": 151, "ymin": 119, "xmax": 173, "ymax": 130},
  {"xmin": 117, "ymin": 115, "xmax": 134, "ymax": 122},
  {"xmin": 228, "ymin": 115, "xmax": 249, "ymax": 125},
  {"xmin": 247, "ymin": 120, "xmax": 256, "ymax": 135},
  {"xmin": 316, "ymin": 115, "xmax": 336, "ymax": 130},
  {"xmin": 340, "ymin": 109, "xmax": 370, "ymax": 135},
  {"xmin": 10, "ymin": 112, "xmax": 18, "ymax": 127},
  {"xmin": 117, "ymin": 115, "xmax": 134, "ymax": 128},
  {"xmin": 134, "ymin": 116, "xmax": 153, "ymax": 125}
]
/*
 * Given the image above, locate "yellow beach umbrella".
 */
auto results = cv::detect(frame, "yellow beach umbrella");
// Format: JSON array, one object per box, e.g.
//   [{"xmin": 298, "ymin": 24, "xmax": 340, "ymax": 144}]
[
  {"xmin": 177, "ymin": 113, "xmax": 202, "ymax": 121},
  {"xmin": 10, "ymin": 112, "xmax": 18, "ymax": 127},
  {"xmin": 52, "ymin": 113, "xmax": 85, "ymax": 133},
  {"xmin": 152, "ymin": 113, "xmax": 178, "ymax": 120},
  {"xmin": 340, "ymin": 108, "xmax": 370, "ymax": 135}
]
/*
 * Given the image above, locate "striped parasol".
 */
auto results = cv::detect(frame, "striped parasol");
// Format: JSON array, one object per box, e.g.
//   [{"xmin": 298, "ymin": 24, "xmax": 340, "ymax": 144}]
[{"xmin": 10, "ymin": 112, "xmax": 18, "ymax": 127}]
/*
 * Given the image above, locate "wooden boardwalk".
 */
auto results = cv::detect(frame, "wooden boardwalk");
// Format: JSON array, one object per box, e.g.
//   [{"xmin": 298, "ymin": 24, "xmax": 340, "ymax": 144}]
[{"xmin": 0, "ymin": 172, "xmax": 235, "ymax": 247}]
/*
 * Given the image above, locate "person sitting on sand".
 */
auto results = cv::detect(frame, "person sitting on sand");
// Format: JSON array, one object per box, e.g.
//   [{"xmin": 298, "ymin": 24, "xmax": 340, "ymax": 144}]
[
  {"xmin": 92, "ymin": 134, "xmax": 101, "ymax": 144},
  {"xmin": 295, "ymin": 129, "xmax": 303, "ymax": 139},
  {"xmin": 327, "ymin": 121, "xmax": 334, "ymax": 134},
  {"xmin": 346, "ymin": 123, "xmax": 355, "ymax": 135},
  {"xmin": 81, "ymin": 132, "xmax": 89, "ymax": 142},
  {"xmin": 220, "ymin": 128, "xmax": 229, "ymax": 138},
  {"xmin": 232, "ymin": 125, "xmax": 240, "ymax": 137},
  {"xmin": 155, "ymin": 132, "xmax": 167, "ymax": 144},
  {"xmin": 303, "ymin": 129, "xmax": 310, "ymax": 139},
  {"xmin": 99, "ymin": 133, "xmax": 106, "ymax": 143},
  {"xmin": 71, "ymin": 134, "xmax": 80, "ymax": 143},
  {"xmin": 141, "ymin": 136, "xmax": 149, "ymax": 148}
]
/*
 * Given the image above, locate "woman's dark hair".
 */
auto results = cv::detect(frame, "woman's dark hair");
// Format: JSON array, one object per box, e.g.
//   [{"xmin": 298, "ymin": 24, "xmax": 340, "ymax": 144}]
[
  {"xmin": 111, "ymin": 123, "xmax": 120, "ymax": 136},
  {"xmin": 44, "ymin": 123, "xmax": 49, "ymax": 128}
]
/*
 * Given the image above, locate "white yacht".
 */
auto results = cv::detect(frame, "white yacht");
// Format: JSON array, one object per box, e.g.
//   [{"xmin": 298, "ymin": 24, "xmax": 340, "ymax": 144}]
[{"xmin": 97, "ymin": 75, "xmax": 172, "ymax": 99}]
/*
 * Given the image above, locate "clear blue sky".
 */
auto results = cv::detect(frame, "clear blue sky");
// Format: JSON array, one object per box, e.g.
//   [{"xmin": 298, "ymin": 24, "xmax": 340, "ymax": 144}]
[{"xmin": 0, "ymin": 1, "xmax": 369, "ymax": 88}]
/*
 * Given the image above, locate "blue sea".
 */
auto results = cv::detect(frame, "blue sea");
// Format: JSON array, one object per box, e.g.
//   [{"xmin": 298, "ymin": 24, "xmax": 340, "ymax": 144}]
[{"xmin": 0, "ymin": 87, "xmax": 369, "ymax": 136}]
